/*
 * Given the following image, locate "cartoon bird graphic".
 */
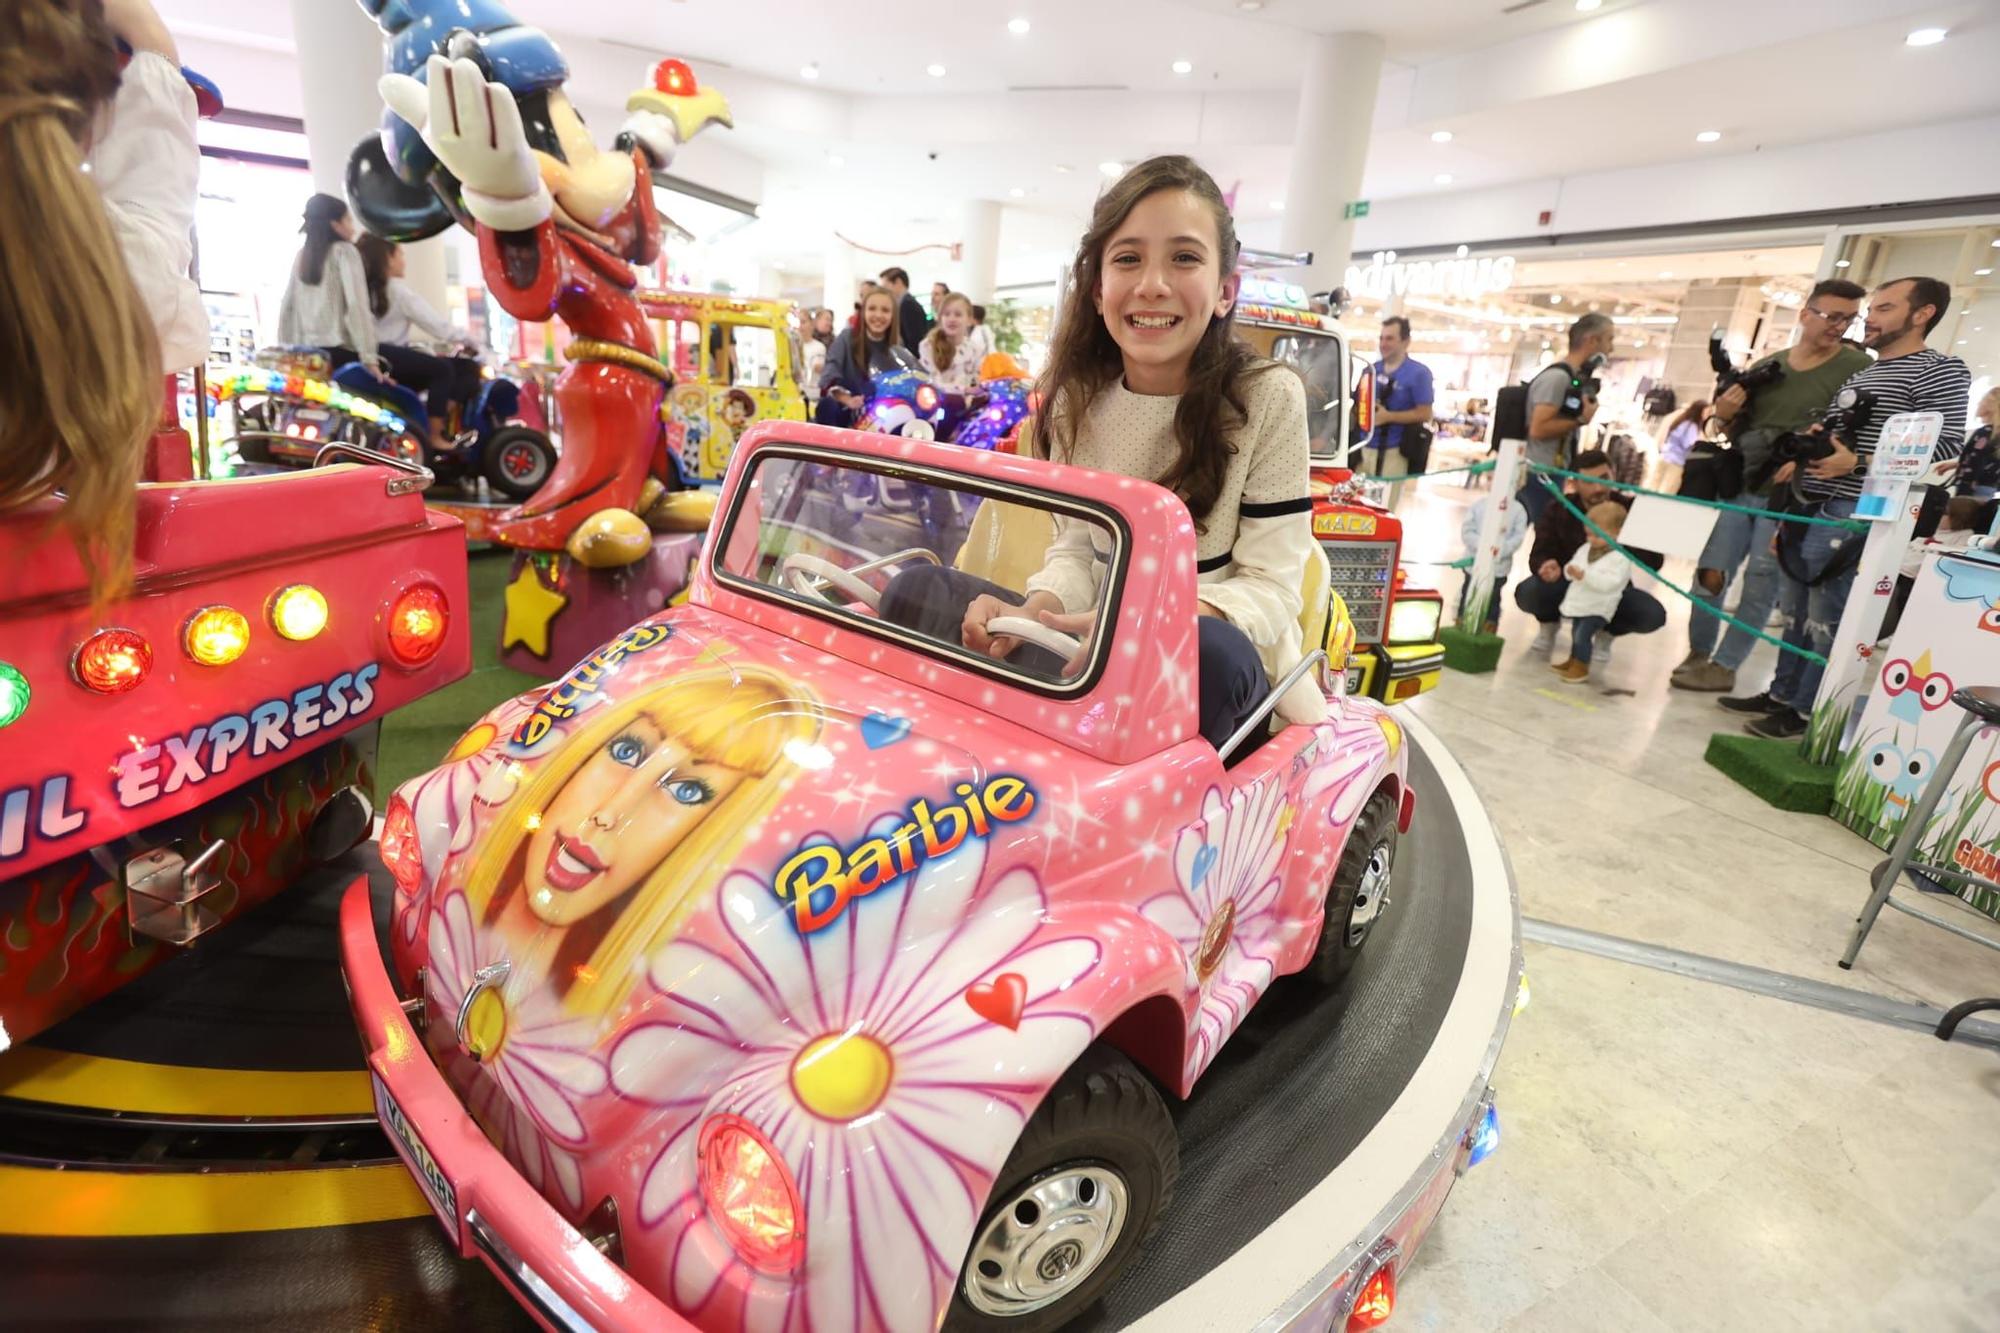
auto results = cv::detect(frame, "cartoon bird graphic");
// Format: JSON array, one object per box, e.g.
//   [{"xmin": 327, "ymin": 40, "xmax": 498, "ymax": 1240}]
[
  {"xmin": 1864, "ymin": 741, "xmax": 1939, "ymax": 817},
  {"xmin": 1881, "ymin": 651, "xmax": 1954, "ymax": 726}
]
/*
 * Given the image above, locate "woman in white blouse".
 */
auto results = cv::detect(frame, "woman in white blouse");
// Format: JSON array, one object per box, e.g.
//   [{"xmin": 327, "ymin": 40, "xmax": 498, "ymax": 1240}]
[
  {"xmin": 357, "ymin": 234, "xmax": 478, "ymax": 442},
  {"xmin": 276, "ymin": 194, "xmax": 380, "ymax": 375}
]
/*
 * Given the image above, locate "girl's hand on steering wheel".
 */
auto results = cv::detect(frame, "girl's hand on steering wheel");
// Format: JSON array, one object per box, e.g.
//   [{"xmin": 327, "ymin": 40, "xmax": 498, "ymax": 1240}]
[
  {"xmin": 964, "ymin": 590, "xmax": 1061, "ymax": 659},
  {"xmin": 1037, "ymin": 608, "xmax": 1097, "ymax": 676}
]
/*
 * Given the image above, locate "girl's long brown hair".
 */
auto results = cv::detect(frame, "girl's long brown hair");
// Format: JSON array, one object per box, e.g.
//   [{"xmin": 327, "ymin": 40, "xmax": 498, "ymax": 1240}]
[
  {"xmin": 0, "ymin": 0, "xmax": 159, "ymax": 606},
  {"xmin": 357, "ymin": 234, "xmax": 396, "ymax": 320},
  {"xmin": 850, "ymin": 288, "xmax": 896, "ymax": 379},
  {"xmin": 924, "ymin": 292, "xmax": 974, "ymax": 375},
  {"xmin": 1033, "ymin": 154, "xmax": 1274, "ymax": 524}
]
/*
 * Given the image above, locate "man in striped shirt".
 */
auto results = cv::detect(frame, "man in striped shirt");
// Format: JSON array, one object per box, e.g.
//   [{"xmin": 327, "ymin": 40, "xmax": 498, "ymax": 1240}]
[{"xmin": 1746, "ymin": 276, "xmax": 1971, "ymax": 740}]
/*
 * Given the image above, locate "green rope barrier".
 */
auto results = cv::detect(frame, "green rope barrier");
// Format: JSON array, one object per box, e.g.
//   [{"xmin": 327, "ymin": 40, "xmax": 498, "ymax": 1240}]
[
  {"xmin": 1405, "ymin": 556, "xmax": 1476, "ymax": 569},
  {"xmin": 1525, "ymin": 462, "xmax": 1869, "ymax": 533},
  {"xmin": 1541, "ymin": 484, "xmax": 1827, "ymax": 667},
  {"xmin": 1351, "ymin": 459, "xmax": 1497, "ymax": 484}
]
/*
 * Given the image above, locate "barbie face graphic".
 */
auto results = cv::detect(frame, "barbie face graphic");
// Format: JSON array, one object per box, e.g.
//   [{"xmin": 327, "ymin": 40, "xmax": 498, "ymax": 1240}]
[{"xmin": 523, "ymin": 713, "xmax": 749, "ymax": 924}]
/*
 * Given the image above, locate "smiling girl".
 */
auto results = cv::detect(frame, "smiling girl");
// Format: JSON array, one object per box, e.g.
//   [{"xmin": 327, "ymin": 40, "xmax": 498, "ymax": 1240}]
[
  {"xmin": 816, "ymin": 286, "xmax": 901, "ymax": 427},
  {"xmin": 947, "ymin": 155, "xmax": 1323, "ymax": 748},
  {"xmin": 921, "ymin": 291, "xmax": 980, "ymax": 392}
]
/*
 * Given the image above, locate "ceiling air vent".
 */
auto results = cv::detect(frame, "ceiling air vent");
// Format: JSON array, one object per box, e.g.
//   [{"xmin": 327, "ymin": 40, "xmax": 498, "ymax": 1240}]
[{"xmin": 1006, "ymin": 83, "xmax": 1132, "ymax": 93}]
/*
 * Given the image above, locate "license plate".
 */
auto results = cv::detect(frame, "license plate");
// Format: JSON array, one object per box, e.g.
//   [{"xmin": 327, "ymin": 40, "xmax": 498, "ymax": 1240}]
[{"xmin": 373, "ymin": 1074, "xmax": 460, "ymax": 1234}]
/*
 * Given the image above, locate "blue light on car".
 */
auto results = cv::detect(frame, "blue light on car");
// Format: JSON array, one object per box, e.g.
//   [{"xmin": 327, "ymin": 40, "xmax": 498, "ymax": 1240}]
[{"xmin": 1467, "ymin": 1101, "xmax": 1501, "ymax": 1167}]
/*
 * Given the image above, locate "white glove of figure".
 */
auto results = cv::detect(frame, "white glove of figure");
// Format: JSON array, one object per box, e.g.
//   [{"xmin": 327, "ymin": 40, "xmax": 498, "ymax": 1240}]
[
  {"xmin": 380, "ymin": 55, "xmax": 553, "ymax": 232},
  {"xmin": 620, "ymin": 109, "xmax": 681, "ymax": 171}
]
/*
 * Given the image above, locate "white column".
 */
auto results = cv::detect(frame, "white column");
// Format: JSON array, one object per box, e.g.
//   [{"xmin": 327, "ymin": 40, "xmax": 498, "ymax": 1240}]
[
  {"xmin": 958, "ymin": 199, "xmax": 1002, "ymax": 304},
  {"xmin": 822, "ymin": 235, "xmax": 857, "ymax": 314},
  {"xmin": 288, "ymin": 2, "xmax": 453, "ymax": 319},
  {"xmin": 1279, "ymin": 32, "xmax": 1385, "ymax": 298}
]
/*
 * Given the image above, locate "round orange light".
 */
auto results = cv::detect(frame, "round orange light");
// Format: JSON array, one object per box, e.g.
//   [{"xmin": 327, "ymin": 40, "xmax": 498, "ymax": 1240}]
[
  {"xmin": 387, "ymin": 583, "xmax": 449, "ymax": 667},
  {"xmin": 380, "ymin": 793, "xmax": 423, "ymax": 895},
  {"xmin": 1347, "ymin": 1263, "xmax": 1396, "ymax": 1331},
  {"xmin": 72, "ymin": 628, "xmax": 152, "ymax": 695},
  {"xmin": 184, "ymin": 606, "xmax": 250, "ymax": 667},
  {"xmin": 653, "ymin": 58, "xmax": 696, "ymax": 95},
  {"xmin": 270, "ymin": 585, "xmax": 329, "ymax": 641},
  {"xmin": 698, "ymin": 1114, "xmax": 804, "ymax": 1274}
]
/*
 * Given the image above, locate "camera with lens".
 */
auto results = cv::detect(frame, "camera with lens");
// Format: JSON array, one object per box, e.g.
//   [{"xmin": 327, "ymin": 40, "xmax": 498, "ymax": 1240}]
[
  {"xmin": 1556, "ymin": 352, "xmax": 1605, "ymax": 420},
  {"xmin": 1708, "ymin": 330, "xmax": 1785, "ymax": 438},
  {"xmin": 1762, "ymin": 385, "xmax": 1876, "ymax": 487}
]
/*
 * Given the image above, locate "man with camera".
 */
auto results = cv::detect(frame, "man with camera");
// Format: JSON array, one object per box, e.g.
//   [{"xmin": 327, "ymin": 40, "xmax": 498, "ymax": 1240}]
[
  {"xmin": 1367, "ymin": 316, "xmax": 1435, "ymax": 506},
  {"xmin": 1519, "ymin": 313, "xmax": 1615, "ymax": 524},
  {"xmin": 1740, "ymin": 276, "xmax": 1971, "ymax": 740},
  {"xmin": 1671, "ymin": 279, "xmax": 1869, "ymax": 693},
  {"xmin": 1514, "ymin": 448, "xmax": 1666, "ymax": 662}
]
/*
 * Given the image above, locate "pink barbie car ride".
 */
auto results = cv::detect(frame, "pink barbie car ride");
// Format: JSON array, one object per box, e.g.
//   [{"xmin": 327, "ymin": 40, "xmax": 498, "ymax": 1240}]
[{"xmin": 341, "ymin": 420, "xmax": 1415, "ymax": 1333}]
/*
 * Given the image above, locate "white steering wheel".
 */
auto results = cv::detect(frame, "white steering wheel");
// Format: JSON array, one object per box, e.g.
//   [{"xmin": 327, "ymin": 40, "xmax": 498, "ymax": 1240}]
[
  {"xmin": 987, "ymin": 615, "xmax": 1084, "ymax": 662},
  {"xmin": 782, "ymin": 553, "xmax": 881, "ymax": 610}
]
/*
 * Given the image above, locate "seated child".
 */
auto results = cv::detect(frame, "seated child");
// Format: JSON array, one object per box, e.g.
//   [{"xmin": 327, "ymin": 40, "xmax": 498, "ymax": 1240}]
[{"xmin": 1551, "ymin": 502, "xmax": 1632, "ymax": 684}]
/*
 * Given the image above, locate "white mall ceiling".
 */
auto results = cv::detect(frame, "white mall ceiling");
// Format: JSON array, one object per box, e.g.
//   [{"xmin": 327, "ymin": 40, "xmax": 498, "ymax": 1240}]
[{"xmin": 162, "ymin": 0, "xmax": 2000, "ymax": 282}]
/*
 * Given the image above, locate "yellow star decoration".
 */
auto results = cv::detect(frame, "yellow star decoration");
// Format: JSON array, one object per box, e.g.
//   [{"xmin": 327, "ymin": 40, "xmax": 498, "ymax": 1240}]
[
  {"xmin": 1275, "ymin": 803, "xmax": 1296, "ymax": 844},
  {"xmin": 502, "ymin": 561, "xmax": 569, "ymax": 658},
  {"xmin": 1378, "ymin": 715, "xmax": 1403, "ymax": 758}
]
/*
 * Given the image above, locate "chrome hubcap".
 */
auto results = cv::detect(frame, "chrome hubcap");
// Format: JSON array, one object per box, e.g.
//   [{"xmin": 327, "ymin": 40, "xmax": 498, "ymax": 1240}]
[
  {"xmin": 1347, "ymin": 842, "xmax": 1392, "ymax": 945},
  {"xmin": 961, "ymin": 1165, "xmax": 1129, "ymax": 1317}
]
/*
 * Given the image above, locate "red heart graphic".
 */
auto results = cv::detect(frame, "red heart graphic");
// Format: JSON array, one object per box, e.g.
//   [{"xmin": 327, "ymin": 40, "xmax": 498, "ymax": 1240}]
[{"xmin": 965, "ymin": 972, "xmax": 1027, "ymax": 1031}]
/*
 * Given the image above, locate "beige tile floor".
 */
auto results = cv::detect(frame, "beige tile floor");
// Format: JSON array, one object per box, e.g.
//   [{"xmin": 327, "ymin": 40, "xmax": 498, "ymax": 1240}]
[{"xmin": 1383, "ymin": 478, "xmax": 2000, "ymax": 1331}]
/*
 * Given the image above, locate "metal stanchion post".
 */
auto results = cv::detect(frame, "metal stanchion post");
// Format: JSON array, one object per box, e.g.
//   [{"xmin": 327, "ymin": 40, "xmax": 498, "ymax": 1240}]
[{"xmin": 1461, "ymin": 438, "xmax": 1521, "ymax": 631}]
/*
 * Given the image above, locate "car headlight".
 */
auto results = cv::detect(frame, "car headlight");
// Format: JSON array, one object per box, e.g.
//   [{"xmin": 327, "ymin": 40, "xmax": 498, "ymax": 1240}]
[{"xmin": 1386, "ymin": 596, "xmax": 1443, "ymax": 645}]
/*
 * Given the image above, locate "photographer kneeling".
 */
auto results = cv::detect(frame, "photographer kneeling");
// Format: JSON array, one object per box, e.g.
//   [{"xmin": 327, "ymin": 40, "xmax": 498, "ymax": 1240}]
[
  {"xmin": 1673, "ymin": 279, "xmax": 1869, "ymax": 694},
  {"xmin": 1741, "ymin": 276, "xmax": 1971, "ymax": 740},
  {"xmin": 1514, "ymin": 449, "xmax": 1667, "ymax": 671}
]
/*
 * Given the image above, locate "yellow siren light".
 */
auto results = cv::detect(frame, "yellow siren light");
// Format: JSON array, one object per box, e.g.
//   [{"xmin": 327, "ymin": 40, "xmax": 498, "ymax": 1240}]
[
  {"xmin": 184, "ymin": 606, "xmax": 251, "ymax": 666},
  {"xmin": 270, "ymin": 585, "xmax": 329, "ymax": 641}
]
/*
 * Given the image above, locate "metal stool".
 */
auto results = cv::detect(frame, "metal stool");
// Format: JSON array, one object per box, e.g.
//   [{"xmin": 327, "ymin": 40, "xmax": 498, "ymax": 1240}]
[{"xmin": 1840, "ymin": 686, "xmax": 2000, "ymax": 999}]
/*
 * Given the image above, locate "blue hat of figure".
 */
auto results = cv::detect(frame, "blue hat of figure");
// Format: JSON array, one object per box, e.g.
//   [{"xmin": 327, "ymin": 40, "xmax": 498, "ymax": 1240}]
[{"xmin": 345, "ymin": 0, "xmax": 571, "ymax": 241}]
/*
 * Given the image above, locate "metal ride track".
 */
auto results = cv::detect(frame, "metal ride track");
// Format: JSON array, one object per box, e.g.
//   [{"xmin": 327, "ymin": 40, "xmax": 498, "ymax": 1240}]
[{"xmin": 0, "ymin": 733, "xmax": 1498, "ymax": 1332}]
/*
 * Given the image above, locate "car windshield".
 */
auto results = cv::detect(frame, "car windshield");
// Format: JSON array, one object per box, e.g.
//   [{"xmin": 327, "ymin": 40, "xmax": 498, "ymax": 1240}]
[{"xmin": 715, "ymin": 449, "xmax": 1125, "ymax": 692}]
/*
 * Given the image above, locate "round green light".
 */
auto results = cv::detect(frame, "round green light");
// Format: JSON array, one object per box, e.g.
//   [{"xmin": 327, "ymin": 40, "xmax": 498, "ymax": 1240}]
[{"xmin": 0, "ymin": 661, "xmax": 28, "ymax": 729}]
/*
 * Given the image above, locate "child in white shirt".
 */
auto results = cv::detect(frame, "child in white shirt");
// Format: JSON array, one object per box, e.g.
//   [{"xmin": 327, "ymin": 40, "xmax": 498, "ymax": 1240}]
[
  {"xmin": 1553, "ymin": 502, "xmax": 1633, "ymax": 683},
  {"xmin": 1458, "ymin": 491, "xmax": 1528, "ymax": 634}
]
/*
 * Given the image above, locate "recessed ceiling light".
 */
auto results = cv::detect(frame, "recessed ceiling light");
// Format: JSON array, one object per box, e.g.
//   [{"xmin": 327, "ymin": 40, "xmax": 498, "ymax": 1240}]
[
  {"xmin": 1009, "ymin": 187, "xmax": 1025, "ymax": 197},
  {"xmin": 1977, "ymin": 268, "xmax": 1994, "ymax": 276},
  {"xmin": 1008, "ymin": 17, "xmax": 1030, "ymax": 35},
  {"xmin": 1835, "ymin": 259, "xmax": 1852, "ymax": 268},
  {"xmin": 1549, "ymin": 294, "xmax": 1562, "ymax": 305},
  {"xmin": 1659, "ymin": 270, "xmax": 1674, "ymax": 279},
  {"xmin": 827, "ymin": 153, "xmax": 845, "ymax": 168},
  {"xmin": 1990, "ymin": 237, "xmax": 1999, "ymax": 248},
  {"xmin": 1172, "ymin": 59, "xmax": 1193, "ymax": 75},
  {"xmin": 1099, "ymin": 160, "xmax": 1124, "ymax": 176},
  {"xmin": 1695, "ymin": 130, "xmax": 1721, "ymax": 143},
  {"xmin": 1237, "ymin": 0, "xmax": 1264, "ymax": 9},
  {"xmin": 1575, "ymin": 0, "xmax": 1602, "ymax": 10},
  {"xmin": 1957, "ymin": 339, "xmax": 1968, "ymax": 345},
  {"xmin": 1433, "ymin": 173, "xmax": 1454, "ymax": 185},
  {"xmin": 926, "ymin": 63, "xmax": 947, "ymax": 77},
  {"xmin": 1456, "ymin": 244, "xmax": 1470, "ymax": 257},
  {"xmin": 1431, "ymin": 130, "xmax": 1453, "ymax": 143},
  {"xmin": 1906, "ymin": 27, "xmax": 1947, "ymax": 46}
]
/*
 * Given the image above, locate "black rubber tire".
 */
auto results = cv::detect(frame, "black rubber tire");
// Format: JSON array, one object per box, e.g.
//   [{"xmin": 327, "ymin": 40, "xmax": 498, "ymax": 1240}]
[
  {"xmin": 944, "ymin": 1046, "xmax": 1178, "ymax": 1333},
  {"xmin": 484, "ymin": 426, "xmax": 556, "ymax": 499},
  {"xmin": 1304, "ymin": 787, "xmax": 1398, "ymax": 987}
]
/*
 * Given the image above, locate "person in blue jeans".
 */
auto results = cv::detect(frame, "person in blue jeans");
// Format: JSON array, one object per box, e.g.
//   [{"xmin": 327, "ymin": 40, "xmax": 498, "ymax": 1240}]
[
  {"xmin": 1676, "ymin": 279, "xmax": 1869, "ymax": 696},
  {"xmin": 1743, "ymin": 276, "xmax": 1971, "ymax": 740}
]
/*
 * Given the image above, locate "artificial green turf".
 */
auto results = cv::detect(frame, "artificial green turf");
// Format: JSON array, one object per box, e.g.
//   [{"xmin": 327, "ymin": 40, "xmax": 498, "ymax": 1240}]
[
  {"xmin": 377, "ymin": 549, "xmax": 544, "ymax": 791},
  {"xmin": 1438, "ymin": 625, "xmax": 1504, "ymax": 675},
  {"xmin": 1703, "ymin": 733, "xmax": 1836, "ymax": 814}
]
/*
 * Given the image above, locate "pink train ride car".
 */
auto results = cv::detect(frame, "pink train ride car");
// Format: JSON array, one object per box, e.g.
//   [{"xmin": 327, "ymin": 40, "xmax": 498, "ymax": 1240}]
[{"xmin": 342, "ymin": 421, "xmax": 1414, "ymax": 1332}]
